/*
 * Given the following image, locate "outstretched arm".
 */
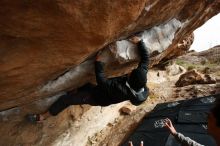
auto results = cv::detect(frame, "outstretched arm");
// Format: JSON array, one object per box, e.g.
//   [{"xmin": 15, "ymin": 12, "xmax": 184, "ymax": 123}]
[
  {"xmin": 95, "ymin": 52, "xmax": 109, "ymax": 85},
  {"xmin": 95, "ymin": 61, "xmax": 108, "ymax": 85},
  {"xmin": 165, "ymin": 118, "xmax": 204, "ymax": 146},
  {"xmin": 129, "ymin": 36, "xmax": 149, "ymax": 71},
  {"xmin": 137, "ymin": 40, "xmax": 149, "ymax": 71}
]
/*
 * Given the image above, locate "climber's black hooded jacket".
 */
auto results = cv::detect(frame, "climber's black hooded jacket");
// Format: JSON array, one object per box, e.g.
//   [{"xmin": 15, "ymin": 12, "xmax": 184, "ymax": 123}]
[{"xmin": 93, "ymin": 40, "xmax": 149, "ymax": 106}]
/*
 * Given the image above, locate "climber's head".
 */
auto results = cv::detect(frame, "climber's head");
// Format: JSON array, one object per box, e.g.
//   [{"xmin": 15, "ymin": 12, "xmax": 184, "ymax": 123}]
[{"xmin": 128, "ymin": 68, "xmax": 146, "ymax": 91}]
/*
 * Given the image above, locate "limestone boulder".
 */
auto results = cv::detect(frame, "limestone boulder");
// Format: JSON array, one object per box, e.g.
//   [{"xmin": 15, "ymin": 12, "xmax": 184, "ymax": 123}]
[
  {"xmin": 119, "ymin": 104, "xmax": 136, "ymax": 115},
  {"xmin": 0, "ymin": 1, "xmax": 220, "ymax": 146},
  {"xmin": 175, "ymin": 69, "xmax": 216, "ymax": 87},
  {"xmin": 0, "ymin": 0, "xmax": 220, "ymax": 111},
  {"xmin": 166, "ymin": 63, "xmax": 186, "ymax": 76}
]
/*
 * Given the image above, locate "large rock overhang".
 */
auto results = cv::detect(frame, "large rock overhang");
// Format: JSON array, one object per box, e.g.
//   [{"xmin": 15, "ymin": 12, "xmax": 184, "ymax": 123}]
[{"xmin": 0, "ymin": 0, "xmax": 220, "ymax": 110}]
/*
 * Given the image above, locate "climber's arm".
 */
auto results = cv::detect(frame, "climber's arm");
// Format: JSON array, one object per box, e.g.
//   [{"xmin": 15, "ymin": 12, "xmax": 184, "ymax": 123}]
[
  {"xmin": 137, "ymin": 40, "xmax": 149, "ymax": 71},
  {"xmin": 95, "ymin": 61, "xmax": 108, "ymax": 85},
  {"xmin": 129, "ymin": 36, "xmax": 149, "ymax": 71},
  {"xmin": 94, "ymin": 51, "xmax": 111, "ymax": 85},
  {"xmin": 165, "ymin": 118, "xmax": 204, "ymax": 146}
]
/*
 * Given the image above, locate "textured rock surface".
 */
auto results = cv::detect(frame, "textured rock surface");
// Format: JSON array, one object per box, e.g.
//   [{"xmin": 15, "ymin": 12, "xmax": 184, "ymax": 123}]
[
  {"xmin": 175, "ymin": 69, "xmax": 216, "ymax": 87},
  {"xmin": 166, "ymin": 63, "xmax": 186, "ymax": 76},
  {"xmin": 178, "ymin": 45, "xmax": 220, "ymax": 65},
  {"xmin": 0, "ymin": 0, "xmax": 220, "ymax": 110},
  {"xmin": 175, "ymin": 45, "xmax": 220, "ymax": 81},
  {"xmin": 195, "ymin": 45, "xmax": 220, "ymax": 60},
  {"xmin": 0, "ymin": 45, "xmax": 220, "ymax": 146},
  {"xmin": 0, "ymin": 1, "xmax": 220, "ymax": 146}
]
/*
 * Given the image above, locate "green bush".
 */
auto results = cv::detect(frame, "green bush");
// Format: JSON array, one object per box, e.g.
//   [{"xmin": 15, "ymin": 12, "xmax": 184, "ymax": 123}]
[{"xmin": 187, "ymin": 65, "xmax": 195, "ymax": 71}]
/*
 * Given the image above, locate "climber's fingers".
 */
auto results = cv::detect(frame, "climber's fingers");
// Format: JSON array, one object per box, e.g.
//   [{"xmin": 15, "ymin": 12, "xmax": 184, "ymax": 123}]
[
  {"xmin": 128, "ymin": 141, "xmax": 133, "ymax": 146},
  {"xmin": 140, "ymin": 141, "xmax": 144, "ymax": 146}
]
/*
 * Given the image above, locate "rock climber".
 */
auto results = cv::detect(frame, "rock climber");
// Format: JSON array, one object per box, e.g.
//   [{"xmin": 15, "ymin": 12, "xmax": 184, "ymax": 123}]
[{"xmin": 27, "ymin": 36, "xmax": 149, "ymax": 122}]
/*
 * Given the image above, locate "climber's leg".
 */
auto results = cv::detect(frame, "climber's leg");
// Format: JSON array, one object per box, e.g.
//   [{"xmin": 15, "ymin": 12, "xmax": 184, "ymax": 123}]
[
  {"xmin": 49, "ymin": 84, "xmax": 98, "ymax": 116},
  {"xmin": 27, "ymin": 84, "xmax": 99, "ymax": 123},
  {"xmin": 27, "ymin": 94, "xmax": 71, "ymax": 122},
  {"xmin": 48, "ymin": 93, "xmax": 75, "ymax": 116}
]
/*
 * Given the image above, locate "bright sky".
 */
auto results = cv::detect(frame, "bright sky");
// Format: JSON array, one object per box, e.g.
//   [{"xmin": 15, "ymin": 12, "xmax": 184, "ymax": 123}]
[{"xmin": 190, "ymin": 13, "xmax": 220, "ymax": 52}]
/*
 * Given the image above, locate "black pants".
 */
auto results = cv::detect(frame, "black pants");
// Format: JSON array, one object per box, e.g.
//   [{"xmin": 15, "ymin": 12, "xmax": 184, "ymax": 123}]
[{"xmin": 49, "ymin": 84, "xmax": 99, "ymax": 116}]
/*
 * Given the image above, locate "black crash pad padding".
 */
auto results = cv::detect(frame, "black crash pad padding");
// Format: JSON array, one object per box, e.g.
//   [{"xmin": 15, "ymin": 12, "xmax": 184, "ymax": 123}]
[
  {"xmin": 122, "ymin": 94, "xmax": 220, "ymax": 146},
  {"xmin": 177, "ymin": 110, "xmax": 208, "ymax": 123}
]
